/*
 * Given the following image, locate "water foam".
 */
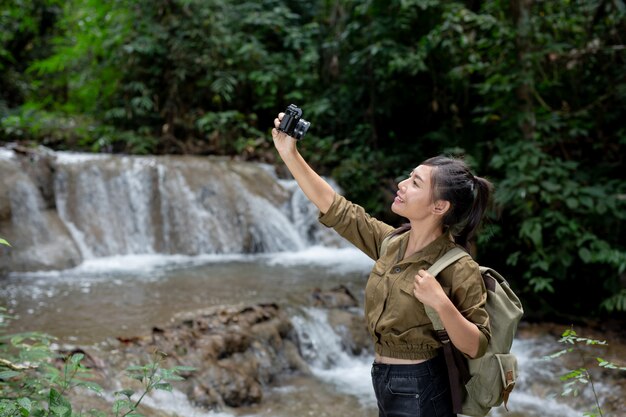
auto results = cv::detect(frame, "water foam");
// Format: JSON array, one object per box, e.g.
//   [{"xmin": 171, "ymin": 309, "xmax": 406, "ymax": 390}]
[
  {"xmin": 54, "ymin": 151, "xmax": 110, "ymax": 164},
  {"xmin": 291, "ymin": 307, "xmax": 376, "ymax": 407},
  {"xmin": 7, "ymin": 253, "xmax": 250, "ymax": 280},
  {"xmin": 7, "ymin": 245, "xmax": 371, "ymax": 280},
  {"xmin": 143, "ymin": 389, "xmax": 239, "ymax": 417},
  {"xmin": 0, "ymin": 148, "xmax": 15, "ymax": 160},
  {"xmin": 265, "ymin": 245, "xmax": 374, "ymax": 274}
]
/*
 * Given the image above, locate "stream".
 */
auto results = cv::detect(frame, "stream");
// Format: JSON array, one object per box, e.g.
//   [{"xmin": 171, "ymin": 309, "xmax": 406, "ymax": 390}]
[{"xmin": 2, "ymin": 249, "xmax": 623, "ymax": 417}]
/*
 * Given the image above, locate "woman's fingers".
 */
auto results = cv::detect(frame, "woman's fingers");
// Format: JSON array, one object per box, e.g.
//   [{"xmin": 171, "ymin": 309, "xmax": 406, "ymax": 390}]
[{"xmin": 274, "ymin": 113, "xmax": 285, "ymax": 128}]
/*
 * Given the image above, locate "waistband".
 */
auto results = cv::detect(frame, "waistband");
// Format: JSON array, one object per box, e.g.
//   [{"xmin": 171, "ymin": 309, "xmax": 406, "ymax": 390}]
[{"xmin": 371, "ymin": 352, "xmax": 445, "ymax": 378}]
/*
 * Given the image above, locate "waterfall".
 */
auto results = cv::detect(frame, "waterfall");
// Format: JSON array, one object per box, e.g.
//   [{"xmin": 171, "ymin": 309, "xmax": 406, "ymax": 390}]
[
  {"xmin": 291, "ymin": 307, "xmax": 376, "ymax": 407},
  {"xmin": 0, "ymin": 149, "xmax": 341, "ymax": 272}
]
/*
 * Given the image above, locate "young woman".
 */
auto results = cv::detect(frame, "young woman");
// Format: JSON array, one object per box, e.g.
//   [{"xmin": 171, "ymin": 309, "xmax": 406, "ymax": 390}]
[{"xmin": 272, "ymin": 112, "xmax": 492, "ymax": 417}]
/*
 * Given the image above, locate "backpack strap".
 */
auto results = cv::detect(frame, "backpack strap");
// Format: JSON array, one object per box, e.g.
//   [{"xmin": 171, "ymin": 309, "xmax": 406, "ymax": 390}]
[
  {"xmin": 424, "ymin": 247, "xmax": 470, "ymax": 330},
  {"xmin": 379, "ymin": 234, "xmax": 393, "ymax": 258},
  {"xmin": 424, "ymin": 247, "xmax": 472, "ymax": 415}
]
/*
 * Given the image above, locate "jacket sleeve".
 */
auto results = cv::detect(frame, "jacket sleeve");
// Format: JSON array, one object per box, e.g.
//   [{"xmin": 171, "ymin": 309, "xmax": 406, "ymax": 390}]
[
  {"xmin": 318, "ymin": 193, "xmax": 395, "ymax": 260},
  {"xmin": 443, "ymin": 258, "xmax": 491, "ymax": 358}
]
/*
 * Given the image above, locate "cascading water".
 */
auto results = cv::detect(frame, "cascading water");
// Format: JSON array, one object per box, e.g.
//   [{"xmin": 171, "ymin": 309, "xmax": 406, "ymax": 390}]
[
  {"xmin": 121, "ymin": 307, "xmax": 617, "ymax": 417},
  {"xmin": 52, "ymin": 153, "xmax": 310, "ymax": 257},
  {"xmin": 291, "ymin": 306, "xmax": 377, "ymax": 407},
  {"xmin": 0, "ymin": 149, "xmax": 342, "ymax": 272}
]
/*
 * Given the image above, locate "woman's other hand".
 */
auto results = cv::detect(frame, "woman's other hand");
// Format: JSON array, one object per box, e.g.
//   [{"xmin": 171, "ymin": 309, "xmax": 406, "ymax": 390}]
[
  {"xmin": 414, "ymin": 268, "xmax": 483, "ymax": 358},
  {"xmin": 413, "ymin": 269, "xmax": 447, "ymax": 311}
]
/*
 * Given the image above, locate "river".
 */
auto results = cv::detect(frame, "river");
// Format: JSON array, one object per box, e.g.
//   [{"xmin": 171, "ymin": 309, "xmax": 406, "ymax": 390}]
[{"xmin": 2, "ymin": 249, "xmax": 622, "ymax": 417}]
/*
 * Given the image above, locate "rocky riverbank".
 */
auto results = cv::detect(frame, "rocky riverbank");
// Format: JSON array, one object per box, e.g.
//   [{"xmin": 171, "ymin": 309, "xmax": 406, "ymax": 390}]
[{"xmin": 60, "ymin": 286, "xmax": 369, "ymax": 415}]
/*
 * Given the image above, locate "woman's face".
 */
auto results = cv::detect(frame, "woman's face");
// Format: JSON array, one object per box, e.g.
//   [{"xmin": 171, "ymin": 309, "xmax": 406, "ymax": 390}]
[{"xmin": 391, "ymin": 165, "xmax": 438, "ymax": 221}]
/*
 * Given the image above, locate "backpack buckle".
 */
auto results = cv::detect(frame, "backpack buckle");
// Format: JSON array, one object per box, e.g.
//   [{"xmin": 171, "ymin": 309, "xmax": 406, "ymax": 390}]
[
  {"xmin": 435, "ymin": 329, "xmax": 450, "ymax": 343},
  {"xmin": 502, "ymin": 371, "xmax": 516, "ymax": 410}
]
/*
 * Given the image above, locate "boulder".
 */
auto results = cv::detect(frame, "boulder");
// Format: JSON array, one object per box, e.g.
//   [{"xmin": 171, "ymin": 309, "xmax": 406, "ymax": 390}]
[{"xmin": 95, "ymin": 303, "xmax": 309, "ymax": 410}]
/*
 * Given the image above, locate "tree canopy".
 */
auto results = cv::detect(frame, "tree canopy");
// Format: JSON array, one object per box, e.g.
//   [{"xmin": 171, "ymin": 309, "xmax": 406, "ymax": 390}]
[{"xmin": 1, "ymin": 0, "xmax": 625, "ymax": 320}]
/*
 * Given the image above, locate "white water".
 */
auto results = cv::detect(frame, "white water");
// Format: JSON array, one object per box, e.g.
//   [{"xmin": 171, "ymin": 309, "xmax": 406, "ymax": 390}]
[
  {"xmin": 286, "ymin": 308, "xmax": 611, "ymax": 417},
  {"xmin": 291, "ymin": 307, "xmax": 376, "ymax": 407},
  {"xmin": 144, "ymin": 390, "xmax": 237, "ymax": 417},
  {"xmin": 5, "ymin": 245, "xmax": 373, "ymax": 281}
]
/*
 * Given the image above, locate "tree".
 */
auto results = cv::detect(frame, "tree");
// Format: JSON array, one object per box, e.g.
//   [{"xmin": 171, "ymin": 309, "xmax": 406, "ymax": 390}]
[{"xmin": 1, "ymin": 0, "xmax": 624, "ymax": 317}]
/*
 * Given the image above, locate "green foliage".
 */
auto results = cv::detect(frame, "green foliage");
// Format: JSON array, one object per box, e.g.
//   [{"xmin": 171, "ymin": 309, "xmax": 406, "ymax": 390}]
[
  {"xmin": 0, "ymin": 0, "xmax": 64, "ymax": 111},
  {"xmin": 0, "ymin": 237, "xmax": 10, "ymax": 247},
  {"xmin": 0, "ymin": 308, "xmax": 194, "ymax": 416},
  {"xmin": 599, "ymin": 289, "xmax": 626, "ymax": 313},
  {"xmin": 110, "ymin": 351, "xmax": 195, "ymax": 417},
  {"xmin": 411, "ymin": 0, "xmax": 626, "ymax": 317},
  {"xmin": 543, "ymin": 327, "xmax": 626, "ymax": 417},
  {"xmin": 0, "ymin": 0, "xmax": 624, "ymax": 317},
  {"xmin": 2, "ymin": 0, "xmax": 324, "ymax": 154}
]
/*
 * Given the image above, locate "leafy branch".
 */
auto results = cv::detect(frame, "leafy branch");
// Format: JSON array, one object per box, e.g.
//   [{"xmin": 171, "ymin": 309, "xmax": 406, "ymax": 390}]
[
  {"xmin": 543, "ymin": 327, "xmax": 625, "ymax": 417},
  {"xmin": 112, "ymin": 350, "xmax": 195, "ymax": 417},
  {"xmin": 1, "ymin": 307, "xmax": 195, "ymax": 416}
]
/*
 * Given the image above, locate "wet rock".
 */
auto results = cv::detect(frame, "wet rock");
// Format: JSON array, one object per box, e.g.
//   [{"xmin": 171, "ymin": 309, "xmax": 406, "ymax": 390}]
[
  {"xmin": 11, "ymin": 144, "xmax": 57, "ymax": 209},
  {"xmin": 95, "ymin": 303, "xmax": 310, "ymax": 410},
  {"xmin": 309, "ymin": 285, "xmax": 371, "ymax": 356},
  {"xmin": 0, "ymin": 150, "xmax": 81, "ymax": 273},
  {"xmin": 327, "ymin": 309, "xmax": 371, "ymax": 356},
  {"xmin": 310, "ymin": 285, "xmax": 359, "ymax": 309}
]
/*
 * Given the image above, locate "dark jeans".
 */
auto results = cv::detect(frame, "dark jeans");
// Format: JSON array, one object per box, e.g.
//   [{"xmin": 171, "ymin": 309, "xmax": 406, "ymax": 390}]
[{"xmin": 371, "ymin": 354, "xmax": 455, "ymax": 417}]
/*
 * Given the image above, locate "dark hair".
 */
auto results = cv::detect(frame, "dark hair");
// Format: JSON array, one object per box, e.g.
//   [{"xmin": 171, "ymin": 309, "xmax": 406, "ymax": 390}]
[{"xmin": 393, "ymin": 156, "xmax": 493, "ymax": 251}]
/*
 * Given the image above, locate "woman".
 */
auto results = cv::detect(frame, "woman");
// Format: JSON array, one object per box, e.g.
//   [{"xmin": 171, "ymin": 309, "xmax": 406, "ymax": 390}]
[{"xmin": 272, "ymin": 112, "xmax": 491, "ymax": 417}]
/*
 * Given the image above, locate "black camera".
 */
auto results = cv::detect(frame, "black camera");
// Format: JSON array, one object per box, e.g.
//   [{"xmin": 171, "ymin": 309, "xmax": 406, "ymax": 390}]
[{"xmin": 278, "ymin": 104, "xmax": 310, "ymax": 140}]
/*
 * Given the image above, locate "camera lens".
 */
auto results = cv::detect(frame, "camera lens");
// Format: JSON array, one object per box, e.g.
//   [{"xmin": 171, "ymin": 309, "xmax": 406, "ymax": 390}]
[{"xmin": 293, "ymin": 119, "xmax": 310, "ymax": 140}]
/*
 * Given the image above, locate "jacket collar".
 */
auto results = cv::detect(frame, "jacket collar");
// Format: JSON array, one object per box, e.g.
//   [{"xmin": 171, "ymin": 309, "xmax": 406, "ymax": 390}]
[{"xmin": 392, "ymin": 232, "xmax": 457, "ymax": 266}]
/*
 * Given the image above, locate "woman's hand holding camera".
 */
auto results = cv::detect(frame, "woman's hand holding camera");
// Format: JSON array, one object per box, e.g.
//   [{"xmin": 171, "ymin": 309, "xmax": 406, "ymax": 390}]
[
  {"xmin": 272, "ymin": 112, "xmax": 298, "ymax": 157},
  {"xmin": 272, "ymin": 104, "xmax": 310, "ymax": 157},
  {"xmin": 270, "ymin": 107, "xmax": 334, "ymax": 213}
]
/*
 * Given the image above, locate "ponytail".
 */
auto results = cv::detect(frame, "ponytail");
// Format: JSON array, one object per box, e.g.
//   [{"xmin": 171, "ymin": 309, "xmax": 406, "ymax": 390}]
[{"xmin": 455, "ymin": 175, "xmax": 493, "ymax": 250}]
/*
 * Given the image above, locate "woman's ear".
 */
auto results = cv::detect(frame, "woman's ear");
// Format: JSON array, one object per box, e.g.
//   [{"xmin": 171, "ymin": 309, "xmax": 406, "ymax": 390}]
[{"xmin": 432, "ymin": 200, "xmax": 450, "ymax": 216}]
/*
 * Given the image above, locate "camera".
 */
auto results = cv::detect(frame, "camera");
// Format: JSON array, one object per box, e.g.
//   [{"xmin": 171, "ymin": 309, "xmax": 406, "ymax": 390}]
[{"xmin": 278, "ymin": 104, "xmax": 310, "ymax": 140}]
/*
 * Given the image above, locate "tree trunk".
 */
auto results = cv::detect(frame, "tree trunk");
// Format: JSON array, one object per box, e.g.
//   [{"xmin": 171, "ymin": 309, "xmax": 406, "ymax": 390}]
[{"xmin": 510, "ymin": 0, "xmax": 535, "ymax": 141}]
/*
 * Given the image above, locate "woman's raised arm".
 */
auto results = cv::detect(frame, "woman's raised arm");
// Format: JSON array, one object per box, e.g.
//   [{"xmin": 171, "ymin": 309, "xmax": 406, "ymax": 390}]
[{"xmin": 272, "ymin": 113, "xmax": 335, "ymax": 214}]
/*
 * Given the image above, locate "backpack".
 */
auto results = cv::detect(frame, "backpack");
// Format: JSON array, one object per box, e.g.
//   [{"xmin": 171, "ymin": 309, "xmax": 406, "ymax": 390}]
[
  {"xmin": 426, "ymin": 247, "xmax": 524, "ymax": 416},
  {"xmin": 379, "ymin": 237, "xmax": 524, "ymax": 416}
]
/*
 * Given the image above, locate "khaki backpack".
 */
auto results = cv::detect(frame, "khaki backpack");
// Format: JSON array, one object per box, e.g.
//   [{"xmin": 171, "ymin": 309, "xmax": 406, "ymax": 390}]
[{"xmin": 380, "ymin": 237, "xmax": 524, "ymax": 416}]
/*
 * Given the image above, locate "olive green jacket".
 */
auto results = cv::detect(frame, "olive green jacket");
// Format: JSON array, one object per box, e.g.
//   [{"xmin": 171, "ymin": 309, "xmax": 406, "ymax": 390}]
[{"xmin": 319, "ymin": 193, "xmax": 491, "ymax": 360}]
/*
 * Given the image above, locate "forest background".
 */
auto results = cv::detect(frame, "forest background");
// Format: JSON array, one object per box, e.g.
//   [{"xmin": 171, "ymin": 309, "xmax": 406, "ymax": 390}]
[{"xmin": 0, "ymin": 0, "xmax": 625, "ymax": 323}]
